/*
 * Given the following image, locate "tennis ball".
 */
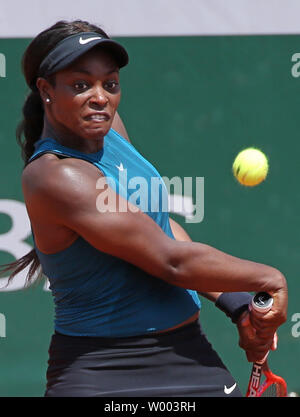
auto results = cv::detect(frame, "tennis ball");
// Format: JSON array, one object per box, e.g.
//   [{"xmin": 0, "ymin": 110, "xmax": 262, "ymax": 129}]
[{"xmin": 232, "ymin": 148, "xmax": 269, "ymax": 186}]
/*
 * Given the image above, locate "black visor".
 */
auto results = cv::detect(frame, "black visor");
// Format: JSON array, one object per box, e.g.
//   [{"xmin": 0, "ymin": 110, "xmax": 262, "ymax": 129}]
[{"xmin": 36, "ymin": 31, "xmax": 128, "ymax": 85}]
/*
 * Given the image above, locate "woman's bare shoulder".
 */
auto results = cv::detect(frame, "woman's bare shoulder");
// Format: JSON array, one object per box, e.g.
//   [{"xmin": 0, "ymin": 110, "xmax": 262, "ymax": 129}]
[
  {"xmin": 22, "ymin": 153, "xmax": 102, "ymax": 192},
  {"xmin": 22, "ymin": 153, "xmax": 106, "ymax": 234}
]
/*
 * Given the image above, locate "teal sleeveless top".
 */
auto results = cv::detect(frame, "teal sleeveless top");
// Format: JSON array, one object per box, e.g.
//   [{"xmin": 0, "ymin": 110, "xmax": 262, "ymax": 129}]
[{"xmin": 28, "ymin": 128, "xmax": 201, "ymax": 337}]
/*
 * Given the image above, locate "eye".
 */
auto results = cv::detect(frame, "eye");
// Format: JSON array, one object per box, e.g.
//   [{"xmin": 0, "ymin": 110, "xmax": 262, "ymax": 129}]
[
  {"xmin": 105, "ymin": 80, "xmax": 120, "ymax": 92},
  {"xmin": 73, "ymin": 81, "xmax": 89, "ymax": 91}
]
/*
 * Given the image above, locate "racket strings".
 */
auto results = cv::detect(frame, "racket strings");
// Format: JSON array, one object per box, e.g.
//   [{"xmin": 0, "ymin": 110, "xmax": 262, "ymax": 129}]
[
  {"xmin": 260, "ymin": 383, "xmax": 277, "ymax": 397},
  {"xmin": 259, "ymin": 381, "xmax": 287, "ymax": 397}
]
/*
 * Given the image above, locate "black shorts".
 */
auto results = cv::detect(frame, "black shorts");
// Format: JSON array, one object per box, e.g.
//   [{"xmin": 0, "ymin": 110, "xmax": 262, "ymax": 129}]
[{"xmin": 45, "ymin": 320, "xmax": 242, "ymax": 397}]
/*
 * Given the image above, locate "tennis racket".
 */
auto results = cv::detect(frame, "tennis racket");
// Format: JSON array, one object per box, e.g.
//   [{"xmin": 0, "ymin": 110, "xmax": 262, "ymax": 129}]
[{"xmin": 246, "ymin": 292, "xmax": 287, "ymax": 397}]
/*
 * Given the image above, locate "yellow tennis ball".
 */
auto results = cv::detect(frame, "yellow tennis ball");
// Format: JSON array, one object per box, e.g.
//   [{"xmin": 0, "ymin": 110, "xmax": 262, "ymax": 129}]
[{"xmin": 232, "ymin": 148, "xmax": 269, "ymax": 186}]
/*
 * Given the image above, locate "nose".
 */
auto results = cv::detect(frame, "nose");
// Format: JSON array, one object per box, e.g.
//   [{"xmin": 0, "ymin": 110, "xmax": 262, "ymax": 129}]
[{"xmin": 89, "ymin": 84, "xmax": 108, "ymax": 108}]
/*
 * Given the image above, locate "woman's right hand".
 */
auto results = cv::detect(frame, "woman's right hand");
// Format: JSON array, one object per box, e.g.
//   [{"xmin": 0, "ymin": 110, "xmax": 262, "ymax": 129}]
[{"xmin": 249, "ymin": 286, "xmax": 288, "ymax": 348}]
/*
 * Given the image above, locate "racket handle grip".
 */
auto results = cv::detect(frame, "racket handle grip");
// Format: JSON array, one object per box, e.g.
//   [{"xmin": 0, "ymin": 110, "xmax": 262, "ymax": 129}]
[
  {"xmin": 250, "ymin": 292, "xmax": 274, "ymax": 364},
  {"xmin": 250, "ymin": 292, "xmax": 273, "ymax": 315}
]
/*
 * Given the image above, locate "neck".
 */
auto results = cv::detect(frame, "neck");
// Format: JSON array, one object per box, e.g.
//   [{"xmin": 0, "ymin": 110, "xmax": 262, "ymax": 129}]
[{"xmin": 41, "ymin": 117, "xmax": 104, "ymax": 154}]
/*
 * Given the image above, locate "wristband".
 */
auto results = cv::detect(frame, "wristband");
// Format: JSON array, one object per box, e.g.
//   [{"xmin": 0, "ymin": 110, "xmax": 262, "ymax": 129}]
[{"xmin": 215, "ymin": 292, "xmax": 253, "ymax": 323}]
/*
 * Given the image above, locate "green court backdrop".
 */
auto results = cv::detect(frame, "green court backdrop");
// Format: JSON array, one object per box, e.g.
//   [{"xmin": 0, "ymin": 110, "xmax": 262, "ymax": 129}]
[{"xmin": 0, "ymin": 35, "xmax": 299, "ymax": 396}]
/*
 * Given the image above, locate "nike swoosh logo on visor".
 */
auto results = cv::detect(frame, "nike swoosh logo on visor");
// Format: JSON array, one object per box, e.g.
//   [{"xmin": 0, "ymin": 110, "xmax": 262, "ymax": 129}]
[{"xmin": 79, "ymin": 36, "xmax": 103, "ymax": 45}]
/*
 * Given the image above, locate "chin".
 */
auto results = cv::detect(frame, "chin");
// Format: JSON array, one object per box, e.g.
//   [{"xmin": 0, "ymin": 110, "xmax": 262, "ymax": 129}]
[{"xmin": 84, "ymin": 126, "xmax": 111, "ymax": 140}]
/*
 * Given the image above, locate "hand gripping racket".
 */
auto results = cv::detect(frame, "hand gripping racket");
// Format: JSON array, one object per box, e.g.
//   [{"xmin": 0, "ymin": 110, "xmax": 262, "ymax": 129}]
[{"xmin": 246, "ymin": 292, "xmax": 287, "ymax": 397}]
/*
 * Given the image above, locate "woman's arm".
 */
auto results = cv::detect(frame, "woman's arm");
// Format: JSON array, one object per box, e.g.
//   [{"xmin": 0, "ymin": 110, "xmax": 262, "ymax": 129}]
[
  {"xmin": 169, "ymin": 217, "xmax": 280, "ymax": 362},
  {"xmin": 169, "ymin": 217, "xmax": 221, "ymax": 302},
  {"xmin": 23, "ymin": 159, "xmax": 287, "ymax": 334},
  {"xmin": 112, "ymin": 112, "xmax": 131, "ymax": 143}
]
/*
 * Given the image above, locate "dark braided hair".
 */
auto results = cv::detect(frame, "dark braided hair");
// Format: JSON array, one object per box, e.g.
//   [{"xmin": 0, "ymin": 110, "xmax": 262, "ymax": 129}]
[{"xmin": 1, "ymin": 20, "xmax": 110, "ymax": 287}]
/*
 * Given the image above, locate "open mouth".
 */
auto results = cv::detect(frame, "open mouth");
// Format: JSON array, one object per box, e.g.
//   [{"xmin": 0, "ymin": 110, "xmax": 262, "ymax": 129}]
[{"xmin": 84, "ymin": 113, "xmax": 110, "ymax": 122}]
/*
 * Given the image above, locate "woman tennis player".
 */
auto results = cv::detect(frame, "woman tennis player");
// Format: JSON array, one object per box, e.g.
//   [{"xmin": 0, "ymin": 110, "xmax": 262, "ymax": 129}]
[{"xmin": 2, "ymin": 20, "xmax": 287, "ymax": 397}]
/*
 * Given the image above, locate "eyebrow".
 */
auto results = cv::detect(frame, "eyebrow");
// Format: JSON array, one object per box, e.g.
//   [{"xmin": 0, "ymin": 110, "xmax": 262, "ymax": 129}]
[{"xmin": 71, "ymin": 67, "xmax": 119, "ymax": 76}]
